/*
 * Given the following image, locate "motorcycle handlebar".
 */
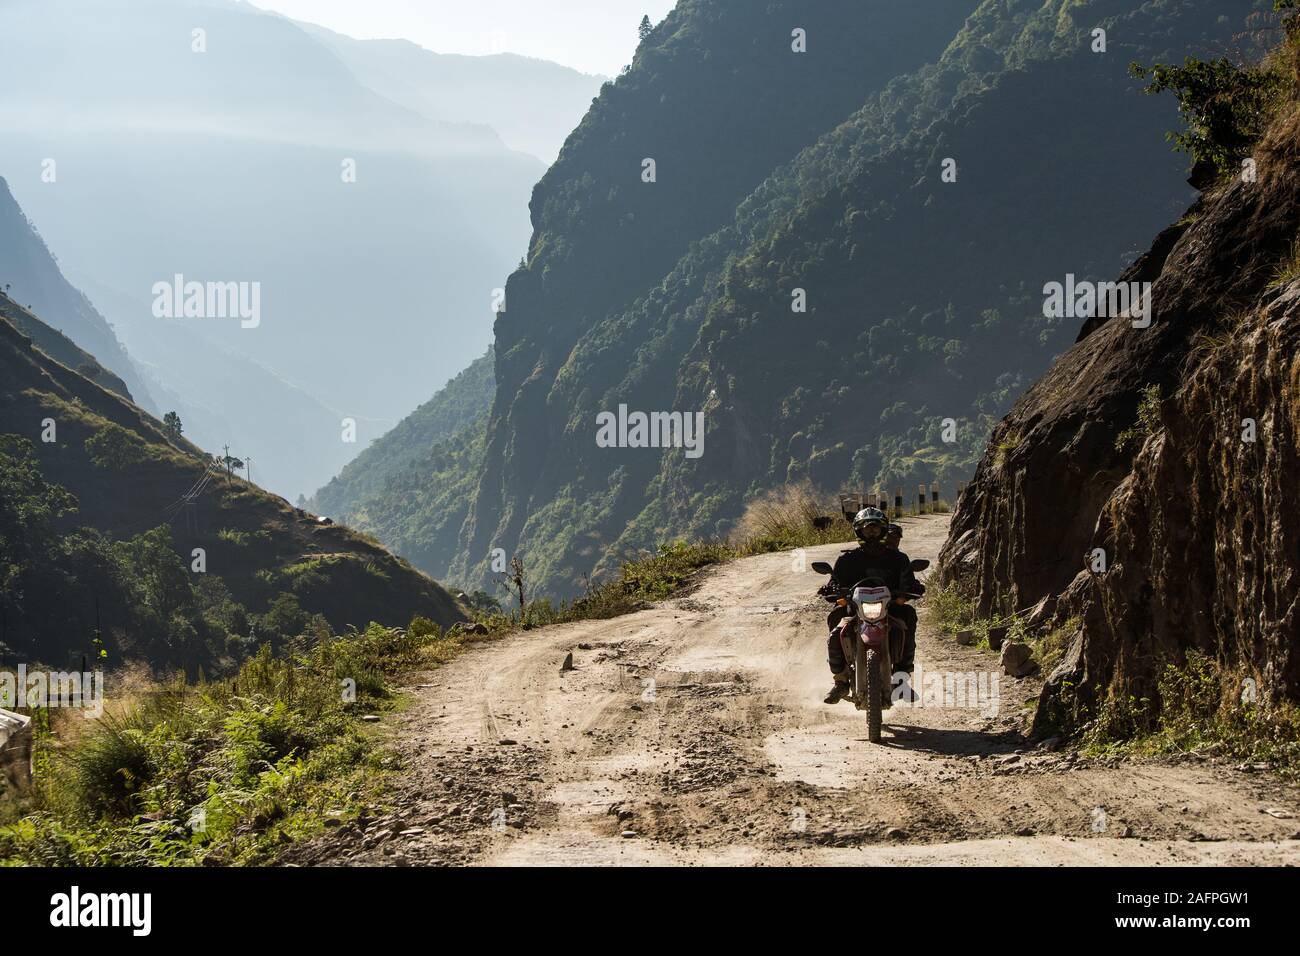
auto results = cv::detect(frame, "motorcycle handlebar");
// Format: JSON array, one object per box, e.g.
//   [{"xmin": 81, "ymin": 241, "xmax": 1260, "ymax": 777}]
[{"xmin": 819, "ymin": 587, "xmax": 924, "ymax": 602}]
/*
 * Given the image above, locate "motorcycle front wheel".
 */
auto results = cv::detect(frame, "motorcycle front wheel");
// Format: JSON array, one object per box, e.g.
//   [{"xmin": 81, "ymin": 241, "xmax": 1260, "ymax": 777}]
[{"xmin": 856, "ymin": 642, "xmax": 882, "ymax": 743}]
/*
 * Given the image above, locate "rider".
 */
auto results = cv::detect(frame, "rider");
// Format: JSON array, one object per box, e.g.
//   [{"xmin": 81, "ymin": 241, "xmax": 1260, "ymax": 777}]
[
  {"xmin": 823, "ymin": 508, "xmax": 921, "ymax": 704},
  {"xmin": 885, "ymin": 523, "xmax": 922, "ymax": 666}
]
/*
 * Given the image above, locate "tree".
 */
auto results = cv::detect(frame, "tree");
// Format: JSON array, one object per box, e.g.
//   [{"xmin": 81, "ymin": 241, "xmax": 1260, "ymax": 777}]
[
  {"xmin": 85, "ymin": 423, "xmax": 149, "ymax": 470},
  {"xmin": 162, "ymin": 411, "xmax": 183, "ymax": 441},
  {"xmin": 219, "ymin": 446, "xmax": 244, "ymax": 484},
  {"xmin": 1130, "ymin": 44, "xmax": 1291, "ymax": 176},
  {"xmin": 638, "ymin": 15, "xmax": 652, "ymax": 42},
  {"xmin": 499, "ymin": 556, "xmax": 528, "ymax": 614},
  {"xmin": 0, "ymin": 436, "xmax": 79, "ymax": 634}
]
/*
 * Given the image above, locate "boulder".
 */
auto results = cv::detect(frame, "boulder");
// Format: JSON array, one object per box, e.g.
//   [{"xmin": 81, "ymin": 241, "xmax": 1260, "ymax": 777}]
[
  {"xmin": 987, "ymin": 626, "xmax": 1008, "ymax": 651},
  {"xmin": 1000, "ymin": 641, "xmax": 1039, "ymax": 678},
  {"xmin": 0, "ymin": 708, "xmax": 32, "ymax": 793}
]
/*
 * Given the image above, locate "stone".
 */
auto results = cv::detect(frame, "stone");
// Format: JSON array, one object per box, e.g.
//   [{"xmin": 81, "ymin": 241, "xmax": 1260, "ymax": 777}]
[
  {"xmin": 1000, "ymin": 641, "xmax": 1037, "ymax": 677},
  {"xmin": 0, "ymin": 709, "xmax": 32, "ymax": 793}
]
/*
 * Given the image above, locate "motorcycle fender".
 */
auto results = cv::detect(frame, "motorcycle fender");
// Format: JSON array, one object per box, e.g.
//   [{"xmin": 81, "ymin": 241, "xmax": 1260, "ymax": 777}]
[{"xmin": 859, "ymin": 619, "xmax": 887, "ymax": 651}]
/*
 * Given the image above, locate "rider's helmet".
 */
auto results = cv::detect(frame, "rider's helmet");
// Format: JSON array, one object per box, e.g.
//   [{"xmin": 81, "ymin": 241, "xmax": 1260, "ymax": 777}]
[
  {"xmin": 852, "ymin": 507, "xmax": 889, "ymax": 544},
  {"xmin": 885, "ymin": 523, "xmax": 903, "ymax": 547}
]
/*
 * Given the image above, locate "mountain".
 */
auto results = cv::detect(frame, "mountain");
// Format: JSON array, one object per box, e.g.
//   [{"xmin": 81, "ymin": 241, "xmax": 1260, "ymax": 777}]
[
  {"xmin": 939, "ymin": 28, "xmax": 1300, "ymax": 728},
  {"xmin": 312, "ymin": 346, "xmax": 494, "ymax": 521},
  {"xmin": 0, "ymin": 177, "xmax": 151, "ymax": 408},
  {"xmin": 0, "ymin": 295, "xmax": 131, "ymax": 402},
  {"xmin": 0, "ymin": 297, "xmax": 466, "ymax": 670},
  {"xmin": 309, "ymin": 348, "xmax": 494, "ymax": 581},
  {"xmin": 348, "ymin": 0, "xmax": 1267, "ymax": 598},
  {"xmin": 0, "ymin": 0, "xmax": 543, "ymax": 500},
  {"xmin": 73, "ymin": 275, "xmax": 357, "ymax": 510},
  {"xmin": 296, "ymin": 23, "xmax": 606, "ymax": 163}
]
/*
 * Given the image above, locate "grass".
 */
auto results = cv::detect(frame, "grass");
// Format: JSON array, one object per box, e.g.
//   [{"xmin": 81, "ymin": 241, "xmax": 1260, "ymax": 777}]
[
  {"xmin": 468, "ymin": 482, "xmax": 858, "ymax": 633},
  {"xmin": 927, "ymin": 579, "xmax": 1024, "ymax": 650},
  {"xmin": 0, "ymin": 619, "xmax": 463, "ymax": 866},
  {"xmin": 927, "ymin": 578, "xmax": 1076, "ymax": 676},
  {"xmin": 1078, "ymin": 652, "xmax": 1300, "ymax": 781},
  {"xmin": 992, "ymin": 433, "xmax": 1021, "ymax": 469},
  {"xmin": 217, "ymin": 528, "xmax": 252, "ymax": 547},
  {"xmin": 1114, "ymin": 384, "xmax": 1163, "ymax": 453},
  {"xmin": 1268, "ymin": 235, "xmax": 1300, "ymax": 289}
]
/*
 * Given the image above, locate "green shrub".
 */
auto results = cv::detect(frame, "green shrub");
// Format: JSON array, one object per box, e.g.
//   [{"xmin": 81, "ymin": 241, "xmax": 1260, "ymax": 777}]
[
  {"xmin": 1130, "ymin": 50, "xmax": 1290, "ymax": 178},
  {"xmin": 84, "ymin": 423, "xmax": 149, "ymax": 470},
  {"xmin": 0, "ymin": 616, "xmax": 455, "ymax": 866}
]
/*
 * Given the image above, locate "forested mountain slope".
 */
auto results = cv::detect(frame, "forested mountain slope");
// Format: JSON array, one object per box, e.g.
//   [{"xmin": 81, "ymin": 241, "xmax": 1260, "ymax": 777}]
[
  {"xmin": 0, "ymin": 295, "xmax": 131, "ymax": 402},
  {"xmin": 344, "ymin": 0, "xmax": 1273, "ymax": 599},
  {"xmin": 0, "ymin": 304, "xmax": 465, "ymax": 670},
  {"xmin": 311, "ymin": 346, "xmax": 494, "ymax": 527}
]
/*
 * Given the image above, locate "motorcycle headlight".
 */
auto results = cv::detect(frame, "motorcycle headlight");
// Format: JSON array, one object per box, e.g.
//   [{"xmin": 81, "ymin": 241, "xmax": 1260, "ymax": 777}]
[{"xmin": 861, "ymin": 601, "xmax": 887, "ymax": 621}]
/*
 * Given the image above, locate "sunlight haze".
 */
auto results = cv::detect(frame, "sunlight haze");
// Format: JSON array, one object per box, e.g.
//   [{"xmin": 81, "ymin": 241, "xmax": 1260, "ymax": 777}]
[{"xmin": 249, "ymin": 0, "xmax": 677, "ymax": 75}]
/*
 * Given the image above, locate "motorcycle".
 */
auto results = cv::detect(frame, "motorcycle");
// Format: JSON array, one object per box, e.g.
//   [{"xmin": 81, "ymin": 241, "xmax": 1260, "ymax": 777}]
[{"xmin": 812, "ymin": 558, "xmax": 928, "ymax": 743}]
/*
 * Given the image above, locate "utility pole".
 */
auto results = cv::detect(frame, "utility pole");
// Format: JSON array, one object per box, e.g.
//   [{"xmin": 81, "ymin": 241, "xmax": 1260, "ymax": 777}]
[
  {"xmin": 222, "ymin": 444, "xmax": 232, "ymax": 486},
  {"xmin": 245, "ymin": 456, "xmax": 252, "ymax": 486}
]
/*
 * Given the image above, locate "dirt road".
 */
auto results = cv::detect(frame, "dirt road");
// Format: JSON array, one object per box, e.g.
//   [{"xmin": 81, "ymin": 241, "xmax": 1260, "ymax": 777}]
[{"xmin": 292, "ymin": 515, "xmax": 1300, "ymax": 866}]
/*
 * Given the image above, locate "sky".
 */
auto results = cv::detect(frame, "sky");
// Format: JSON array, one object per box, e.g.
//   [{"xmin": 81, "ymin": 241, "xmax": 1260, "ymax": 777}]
[{"xmin": 249, "ymin": 0, "xmax": 678, "ymax": 76}]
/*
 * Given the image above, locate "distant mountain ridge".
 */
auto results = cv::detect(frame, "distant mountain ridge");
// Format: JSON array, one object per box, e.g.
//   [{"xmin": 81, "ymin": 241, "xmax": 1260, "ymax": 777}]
[
  {"xmin": 309, "ymin": 348, "xmax": 495, "ymax": 582},
  {"xmin": 296, "ymin": 23, "xmax": 606, "ymax": 163},
  {"xmin": 0, "ymin": 0, "xmax": 550, "ymax": 500},
  {"xmin": 312, "ymin": 346, "xmax": 494, "ymax": 521},
  {"xmin": 0, "ymin": 177, "xmax": 152, "ymax": 409}
]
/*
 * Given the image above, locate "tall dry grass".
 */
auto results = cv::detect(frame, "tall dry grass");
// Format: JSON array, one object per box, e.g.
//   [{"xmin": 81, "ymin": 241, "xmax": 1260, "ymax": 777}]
[{"xmin": 731, "ymin": 481, "xmax": 853, "ymax": 550}]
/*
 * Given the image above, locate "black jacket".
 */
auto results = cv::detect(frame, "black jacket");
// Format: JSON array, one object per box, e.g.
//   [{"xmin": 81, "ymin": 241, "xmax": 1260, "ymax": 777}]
[{"xmin": 831, "ymin": 544, "xmax": 921, "ymax": 597}]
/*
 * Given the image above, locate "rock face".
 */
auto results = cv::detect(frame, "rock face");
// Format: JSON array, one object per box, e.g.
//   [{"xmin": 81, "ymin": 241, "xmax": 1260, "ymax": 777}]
[
  {"xmin": 939, "ymin": 111, "xmax": 1300, "ymax": 730},
  {"xmin": 0, "ymin": 709, "xmax": 32, "ymax": 793}
]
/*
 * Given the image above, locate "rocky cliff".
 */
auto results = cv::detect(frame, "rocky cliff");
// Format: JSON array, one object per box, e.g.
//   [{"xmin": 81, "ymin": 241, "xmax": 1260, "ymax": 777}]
[{"xmin": 940, "ymin": 97, "xmax": 1300, "ymax": 730}]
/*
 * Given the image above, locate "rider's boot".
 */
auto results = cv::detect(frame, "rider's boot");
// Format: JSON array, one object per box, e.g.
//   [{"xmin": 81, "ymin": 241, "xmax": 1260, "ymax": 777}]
[{"xmin": 823, "ymin": 676, "xmax": 850, "ymax": 705}]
